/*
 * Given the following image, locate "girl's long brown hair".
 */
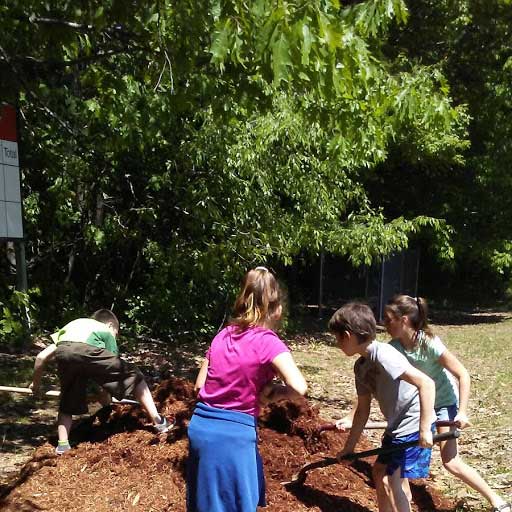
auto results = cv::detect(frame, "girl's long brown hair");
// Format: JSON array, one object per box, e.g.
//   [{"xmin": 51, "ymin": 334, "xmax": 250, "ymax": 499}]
[{"xmin": 230, "ymin": 267, "xmax": 282, "ymax": 331}]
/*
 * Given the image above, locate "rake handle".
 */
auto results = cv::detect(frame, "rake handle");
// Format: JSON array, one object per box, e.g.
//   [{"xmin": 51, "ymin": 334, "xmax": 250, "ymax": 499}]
[
  {"xmin": 0, "ymin": 385, "xmax": 60, "ymax": 397},
  {"xmin": 0, "ymin": 385, "xmax": 138, "ymax": 405},
  {"xmin": 317, "ymin": 419, "xmax": 457, "ymax": 433},
  {"xmin": 341, "ymin": 430, "xmax": 459, "ymax": 461},
  {"xmin": 288, "ymin": 430, "xmax": 460, "ymax": 486}
]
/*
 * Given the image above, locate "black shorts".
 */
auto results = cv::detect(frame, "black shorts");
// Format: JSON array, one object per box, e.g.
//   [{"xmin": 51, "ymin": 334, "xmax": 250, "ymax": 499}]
[{"xmin": 55, "ymin": 342, "xmax": 144, "ymax": 415}]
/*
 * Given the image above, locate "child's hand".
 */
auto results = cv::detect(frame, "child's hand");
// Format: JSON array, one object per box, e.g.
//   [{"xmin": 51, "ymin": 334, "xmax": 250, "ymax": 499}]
[
  {"xmin": 28, "ymin": 381, "xmax": 41, "ymax": 397},
  {"xmin": 454, "ymin": 412, "xmax": 471, "ymax": 429},
  {"xmin": 335, "ymin": 418, "xmax": 352, "ymax": 432},
  {"xmin": 419, "ymin": 429, "xmax": 433, "ymax": 448},
  {"xmin": 336, "ymin": 446, "xmax": 354, "ymax": 463}
]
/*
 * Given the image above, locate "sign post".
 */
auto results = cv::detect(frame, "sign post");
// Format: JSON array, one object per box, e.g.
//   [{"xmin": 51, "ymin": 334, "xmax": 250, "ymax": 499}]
[{"xmin": 0, "ymin": 103, "xmax": 27, "ymax": 292}]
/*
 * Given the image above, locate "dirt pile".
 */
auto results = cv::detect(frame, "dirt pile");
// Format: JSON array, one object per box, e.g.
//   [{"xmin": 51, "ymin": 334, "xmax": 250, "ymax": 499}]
[{"xmin": 0, "ymin": 378, "xmax": 456, "ymax": 512}]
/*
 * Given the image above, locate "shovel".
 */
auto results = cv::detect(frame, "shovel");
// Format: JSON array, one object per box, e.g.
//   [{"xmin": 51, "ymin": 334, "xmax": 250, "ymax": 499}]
[
  {"xmin": 316, "ymin": 419, "xmax": 458, "ymax": 434},
  {"xmin": 282, "ymin": 430, "xmax": 460, "ymax": 487},
  {"xmin": 0, "ymin": 385, "xmax": 139, "ymax": 406}
]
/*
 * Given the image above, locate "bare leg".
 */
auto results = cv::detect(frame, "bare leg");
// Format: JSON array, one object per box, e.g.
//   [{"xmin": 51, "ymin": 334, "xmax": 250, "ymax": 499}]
[
  {"xmin": 57, "ymin": 411, "xmax": 73, "ymax": 443},
  {"xmin": 438, "ymin": 426, "xmax": 506, "ymax": 509},
  {"xmin": 133, "ymin": 380, "xmax": 161, "ymax": 424},
  {"xmin": 373, "ymin": 462, "xmax": 395, "ymax": 512},
  {"xmin": 401, "ymin": 478, "xmax": 412, "ymax": 505},
  {"xmin": 388, "ymin": 468, "xmax": 412, "ymax": 512}
]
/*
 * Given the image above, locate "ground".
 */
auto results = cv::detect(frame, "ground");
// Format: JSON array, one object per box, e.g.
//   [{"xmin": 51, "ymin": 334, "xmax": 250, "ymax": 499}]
[{"xmin": 0, "ymin": 308, "xmax": 511, "ymax": 510}]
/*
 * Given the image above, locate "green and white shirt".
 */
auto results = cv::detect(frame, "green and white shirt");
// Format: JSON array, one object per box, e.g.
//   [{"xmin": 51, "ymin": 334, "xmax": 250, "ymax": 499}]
[
  {"xmin": 51, "ymin": 318, "xmax": 118, "ymax": 356},
  {"xmin": 389, "ymin": 333, "xmax": 458, "ymax": 409}
]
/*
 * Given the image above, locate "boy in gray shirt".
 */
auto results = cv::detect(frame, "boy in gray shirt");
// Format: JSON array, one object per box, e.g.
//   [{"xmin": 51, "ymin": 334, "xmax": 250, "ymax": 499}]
[{"xmin": 329, "ymin": 302, "xmax": 436, "ymax": 512}]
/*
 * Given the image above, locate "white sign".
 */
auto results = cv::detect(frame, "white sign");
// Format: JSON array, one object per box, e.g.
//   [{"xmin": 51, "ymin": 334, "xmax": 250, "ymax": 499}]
[
  {"xmin": 0, "ymin": 165, "xmax": 4, "ymax": 201},
  {"xmin": 0, "ymin": 104, "xmax": 23, "ymax": 240},
  {"xmin": 6, "ymin": 201, "xmax": 23, "ymax": 238},
  {"xmin": 1, "ymin": 140, "xmax": 19, "ymax": 166},
  {"xmin": 0, "ymin": 202, "xmax": 6, "ymax": 238},
  {"xmin": 4, "ymin": 163, "xmax": 21, "ymax": 202}
]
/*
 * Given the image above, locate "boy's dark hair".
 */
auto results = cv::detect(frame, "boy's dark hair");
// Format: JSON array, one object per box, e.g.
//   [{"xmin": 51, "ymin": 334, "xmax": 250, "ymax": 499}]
[
  {"xmin": 328, "ymin": 302, "xmax": 376, "ymax": 344},
  {"xmin": 91, "ymin": 309, "xmax": 119, "ymax": 331}
]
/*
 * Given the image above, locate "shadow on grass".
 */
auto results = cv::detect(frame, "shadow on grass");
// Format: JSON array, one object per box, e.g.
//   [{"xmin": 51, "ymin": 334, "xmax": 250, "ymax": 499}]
[
  {"xmin": 309, "ymin": 396, "xmax": 353, "ymax": 409},
  {"xmin": 430, "ymin": 309, "xmax": 511, "ymax": 326},
  {"xmin": 0, "ymin": 422, "xmax": 55, "ymax": 451},
  {"xmin": 287, "ymin": 305, "xmax": 512, "ymax": 337}
]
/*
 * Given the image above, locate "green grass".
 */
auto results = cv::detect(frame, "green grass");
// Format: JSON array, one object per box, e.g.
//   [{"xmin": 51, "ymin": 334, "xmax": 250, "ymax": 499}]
[
  {"xmin": 0, "ymin": 356, "xmax": 34, "ymax": 386},
  {"xmin": 436, "ymin": 318, "xmax": 512, "ymax": 431},
  {"xmin": 288, "ymin": 312, "xmax": 512, "ymax": 510},
  {"xmin": 1, "ymin": 312, "xmax": 510, "ymax": 509}
]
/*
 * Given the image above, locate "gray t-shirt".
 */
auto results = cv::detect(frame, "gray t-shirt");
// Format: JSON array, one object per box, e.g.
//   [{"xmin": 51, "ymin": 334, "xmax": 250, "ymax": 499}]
[{"xmin": 354, "ymin": 340, "xmax": 431, "ymax": 437}]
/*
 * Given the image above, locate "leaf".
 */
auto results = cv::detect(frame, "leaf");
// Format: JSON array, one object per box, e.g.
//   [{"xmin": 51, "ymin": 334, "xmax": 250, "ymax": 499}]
[
  {"xmin": 301, "ymin": 23, "xmax": 312, "ymax": 66},
  {"xmin": 272, "ymin": 32, "xmax": 292, "ymax": 85},
  {"xmin": 210, "ymin": 19, "xmax": 232, "ymax": 69}
]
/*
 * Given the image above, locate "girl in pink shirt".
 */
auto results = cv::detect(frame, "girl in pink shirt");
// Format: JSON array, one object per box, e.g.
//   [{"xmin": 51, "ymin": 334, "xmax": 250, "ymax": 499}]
[{"xmin": 187, "ymin": 267, "xmax": 307, "ymax": 512}]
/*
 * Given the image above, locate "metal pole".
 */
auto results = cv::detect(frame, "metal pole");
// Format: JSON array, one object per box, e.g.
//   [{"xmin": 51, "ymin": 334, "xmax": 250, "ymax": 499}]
[
  {"xmin": 15, "ymin": 240, "xmax": 28, "ymax": 292},
  {"xmin": 414, "ymin": 249, "xmax": 420, "ymax": 297},
  {"xmin": 318, "ymin": 251, "xmax": 325, "ymax": 319},
  {"xmin": 378, "ymin": 257, "xmax": 385, "ymax": 322}
]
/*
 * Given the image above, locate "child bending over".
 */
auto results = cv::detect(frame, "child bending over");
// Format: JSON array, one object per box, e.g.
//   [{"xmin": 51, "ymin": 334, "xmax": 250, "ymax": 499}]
[
  {"xmin": 30, "ymin": 309, "xmax": 173, "ymax": 454},
  {"xmin": 329, "ymin": 302, "xmax": 436, "ymax": 512}
]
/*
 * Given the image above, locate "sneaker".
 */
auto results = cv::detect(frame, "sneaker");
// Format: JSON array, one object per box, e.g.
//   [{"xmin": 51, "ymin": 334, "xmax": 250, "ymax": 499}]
[
  {"xmin": 154, "ymin": 416, "xmax": 176, "ymax": 434},
  {"xmin": 55, "ymin": 442, "xmax": 71, "ymax": 455}
]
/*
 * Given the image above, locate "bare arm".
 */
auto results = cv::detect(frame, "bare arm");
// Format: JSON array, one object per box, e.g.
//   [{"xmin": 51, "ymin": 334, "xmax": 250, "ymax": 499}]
[
  {"xmin": 335, "ymin": 401, "xmax": 356, "ymax": 430},
  {"xmin": 262, "ymin": 352, "xmax": 307, "ymax": 404},
  {"xmin": 400, "ymin": 366, "xmax": 435, "ymax": 447},
  {"xmin": 438, "ymin": 349, "xmax": 471, "ymax": 427},
  {"xmin": 335, "ymin": 397, "xmax": 388, "ymax": 430},
  {"xmin": 194, "ymin": 358, "xmax": 209, "ymax": 394},
  {"xmin": 337, "ymin": 393, "xmax": 371, "ymax": 458},
  {"xmin": 30, "ymin": 344, "xmax": 57, "ymax": 393}
]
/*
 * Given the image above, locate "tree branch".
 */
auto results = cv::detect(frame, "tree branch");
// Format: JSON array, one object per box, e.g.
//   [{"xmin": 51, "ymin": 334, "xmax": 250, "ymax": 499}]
[
  {"xmin": 0, "ymin": 43, "xmax": 76, "ymax": 137},
  {"xmin": 29, "ymin": 15, "xmax": 93, "ymax": 31},
  {"xmin": 15, "ymin": 47, "xmax": 142, "ymax": 69},
  {"xmin": 28, "ymin": 16, "xmax": 137, "ymax": 39}
]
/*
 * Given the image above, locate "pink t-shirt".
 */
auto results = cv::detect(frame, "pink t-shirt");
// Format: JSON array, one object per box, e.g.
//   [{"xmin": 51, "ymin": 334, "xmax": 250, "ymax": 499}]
[{"xmin": 198, "ymin": 325, "xmax": 290, "ymax": 416}]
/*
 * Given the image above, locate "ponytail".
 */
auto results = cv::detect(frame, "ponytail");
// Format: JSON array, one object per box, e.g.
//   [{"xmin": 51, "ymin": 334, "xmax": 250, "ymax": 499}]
[{"xmin": 385, "ymin": 294, "xmax": 434, "ymax": 338}]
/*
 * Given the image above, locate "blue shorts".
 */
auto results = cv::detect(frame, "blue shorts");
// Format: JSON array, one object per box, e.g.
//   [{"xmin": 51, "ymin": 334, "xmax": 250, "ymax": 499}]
[
  {"xmin": 435, "ymin": 404, "xmax": 458, "ymax": 422},
  {"xmin": 376, "ymin": 431, "xmax": 433, "ymax": 479}
]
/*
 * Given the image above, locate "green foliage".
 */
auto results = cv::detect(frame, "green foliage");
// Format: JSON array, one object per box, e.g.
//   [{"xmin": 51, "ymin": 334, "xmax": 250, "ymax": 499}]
[
  {"xmin": 0, "ymin": 289, "xmax": 38, "ymax": 346},
  {"xmin": 375, "ymin": 0, "xmax": 512, "ymax": 297},
  {"xmin": 0, "ymin": 0, "xmax": 468, "ymax": 334}
]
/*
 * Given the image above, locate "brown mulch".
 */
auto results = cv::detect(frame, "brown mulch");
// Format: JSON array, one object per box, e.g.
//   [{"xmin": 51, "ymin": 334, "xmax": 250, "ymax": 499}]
[{"xmin": 0, "ymin": 378, "xmax": 456, "ymax": 512}]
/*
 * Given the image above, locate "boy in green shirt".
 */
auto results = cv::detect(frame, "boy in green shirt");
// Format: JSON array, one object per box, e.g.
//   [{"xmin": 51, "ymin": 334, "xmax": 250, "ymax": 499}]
[{"xmin": 30, "ymin": 309, "xmax": 173, "ymax": 454}]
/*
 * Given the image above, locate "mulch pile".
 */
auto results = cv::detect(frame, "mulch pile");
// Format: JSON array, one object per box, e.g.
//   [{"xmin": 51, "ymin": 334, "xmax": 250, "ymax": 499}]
[{"xmin": 0, "ymin": 378, "xmax": 456, "ymax": 511}]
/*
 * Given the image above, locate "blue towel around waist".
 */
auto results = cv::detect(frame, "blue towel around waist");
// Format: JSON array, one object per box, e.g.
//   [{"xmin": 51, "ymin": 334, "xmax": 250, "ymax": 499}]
[
  {"xmin": 192, "ymin": 401, "xmax": 258, "ymax": 427},
  {"xmin": 187, "ymin": 402, "xmax": 265, "ymax": 512}
]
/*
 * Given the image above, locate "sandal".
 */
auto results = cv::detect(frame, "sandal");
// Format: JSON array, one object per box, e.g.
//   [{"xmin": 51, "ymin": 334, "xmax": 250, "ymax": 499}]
[{"xmin": 493, "ymin": 503, "xmax": 512, "ymax": 512}]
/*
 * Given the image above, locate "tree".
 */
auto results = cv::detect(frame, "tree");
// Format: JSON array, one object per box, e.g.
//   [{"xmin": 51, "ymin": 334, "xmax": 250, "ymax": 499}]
[
  {"xmin": 369, "ymin": 0, "xmax": 512, "ymax": 302},
  {"xmin": 0, "ymin": 0, "xmax": 466, "ymax": 335}
]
